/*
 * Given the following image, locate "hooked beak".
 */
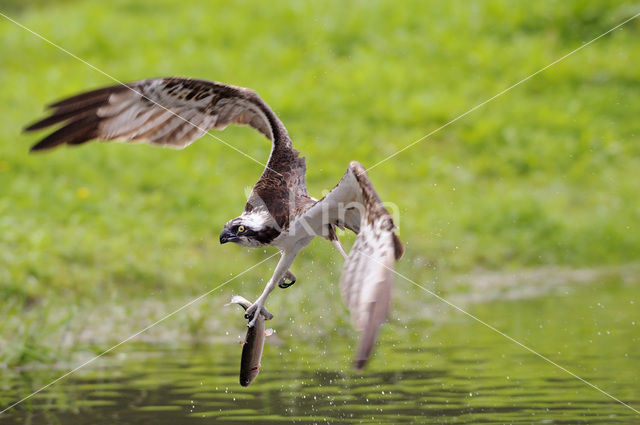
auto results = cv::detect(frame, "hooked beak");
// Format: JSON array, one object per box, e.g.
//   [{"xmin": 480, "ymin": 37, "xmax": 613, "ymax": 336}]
[{"xmin": 219, "ymin": 229, "xmax": 238, "ymax": 244}]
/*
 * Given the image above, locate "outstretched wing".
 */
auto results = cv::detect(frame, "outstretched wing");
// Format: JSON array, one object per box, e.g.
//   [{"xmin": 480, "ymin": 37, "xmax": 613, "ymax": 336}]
[
  {"xmin": 26, "ymin": 77, "xmax": 310, "ymax": 231},
  {"xmin": 25, "ymin": 77, "xmax": 288, "ymax": 152},
  {"xmin": 298, "ymin": 161, "xmax": 404, "ymax": 369}
]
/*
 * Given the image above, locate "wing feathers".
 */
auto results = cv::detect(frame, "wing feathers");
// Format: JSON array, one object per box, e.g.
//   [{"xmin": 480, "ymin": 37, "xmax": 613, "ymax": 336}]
[
  {"xmin": 31, "ymin": 115, "xmax": 99, "ymax": 151},
  {"xmin": 25, "ymin": 85, "xmax": 129, "ymax": 133},
  {"xmin": 48, "ymin": 85, "xmax": 124, "ymax": 109},
  {"xmin": 127, "ymin": 108, "xmax": 173, "ymax": 139},
  {"xmin": 300, "ymin": 161, "xmax": 402, "ymax": 369},
  {"xmin": 341, "ymin": 217, "xmax": 397, "ymax": 370},
  {"xmin": 353, "ymin": 253, "xmax": 393, "ymax": 369},
  {"xmin": 25, "ymin": 100, "xmax": 104, "ymax": 131},
  {"xmin": 25, "ymin": 78, "xmax": 287, "ymax": 153},
  {"xmin": 26, "ymin": 78, "xmax": 309, "ymax": 223}
]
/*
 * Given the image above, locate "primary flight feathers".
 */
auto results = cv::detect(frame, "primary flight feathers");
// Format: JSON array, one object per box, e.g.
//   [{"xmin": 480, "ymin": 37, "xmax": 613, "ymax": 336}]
[{"xmin": 26, "ymin": 78, "xmax": 279, "ymax": 150}]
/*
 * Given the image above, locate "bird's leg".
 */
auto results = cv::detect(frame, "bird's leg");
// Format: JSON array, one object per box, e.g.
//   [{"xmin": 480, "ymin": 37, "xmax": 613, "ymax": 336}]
[
  {"xmin": 278, "ymin": 270, "xmax": 297, "ymax": 289},
  {"xmin": 245, "ymin": 250, "xmax": 299, "ymax": 327}
]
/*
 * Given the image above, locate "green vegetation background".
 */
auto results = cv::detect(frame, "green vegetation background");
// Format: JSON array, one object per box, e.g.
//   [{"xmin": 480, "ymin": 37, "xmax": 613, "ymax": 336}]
[{"xmin": 1, "ymin": 0, "xmax": 639, "ymax": 368}]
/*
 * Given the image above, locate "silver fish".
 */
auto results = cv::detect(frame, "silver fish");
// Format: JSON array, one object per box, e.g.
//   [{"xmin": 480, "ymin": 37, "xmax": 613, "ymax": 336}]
[{"xmin": 227, "ymin": 295, "xmax": 268, "ymax": 387}]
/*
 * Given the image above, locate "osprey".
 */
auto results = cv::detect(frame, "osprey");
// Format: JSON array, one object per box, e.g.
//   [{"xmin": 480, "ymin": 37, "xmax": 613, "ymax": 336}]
[{"xmin": 25, "ymin": 78, "xmax": 404, "ymax": 369}]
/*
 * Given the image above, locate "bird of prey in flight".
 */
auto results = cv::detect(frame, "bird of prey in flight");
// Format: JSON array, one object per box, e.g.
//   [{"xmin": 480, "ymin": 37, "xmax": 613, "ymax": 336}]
[{"xmin": 25, "ymin": 78, "xmax": 404, "ymax": 369}]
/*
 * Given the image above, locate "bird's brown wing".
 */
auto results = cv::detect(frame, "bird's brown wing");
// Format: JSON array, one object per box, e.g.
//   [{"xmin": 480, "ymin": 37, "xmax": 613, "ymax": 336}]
[
  {"xmin": 25, "ymin": 77, "xmax": 289, "ymax": 152},
  {"xmin": 25, "ymin": 77, "xmax": 310, "ymax": 230},
  {"xmin": 299, "ymin": 161, "xmax": 404, "ymax": 369}
]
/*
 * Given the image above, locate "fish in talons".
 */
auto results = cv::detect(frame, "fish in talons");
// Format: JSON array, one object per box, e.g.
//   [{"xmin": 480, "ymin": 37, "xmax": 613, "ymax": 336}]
[{"xmin": 227, "ymin": 295, "xmax": 274, "ymax": 387}]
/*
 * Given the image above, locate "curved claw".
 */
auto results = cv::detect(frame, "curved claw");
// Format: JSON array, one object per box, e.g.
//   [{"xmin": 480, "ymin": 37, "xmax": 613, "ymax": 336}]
[
  {"xmin": 278, "ymin": 277, "xmax": 296, "ymax": 289},
  {"xmin": 245, "ymin": 303, "xmax": 274, "ymax": 327},
  {"xmin": 278, "ymin": 271, "xmax": 297, "ymax": 289}
]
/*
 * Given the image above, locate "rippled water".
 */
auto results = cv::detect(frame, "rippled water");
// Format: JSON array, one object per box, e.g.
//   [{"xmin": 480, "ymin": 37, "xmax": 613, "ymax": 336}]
[{"xmin": 2, "ymin": 280, "xmax": 639, "ymax": 424}]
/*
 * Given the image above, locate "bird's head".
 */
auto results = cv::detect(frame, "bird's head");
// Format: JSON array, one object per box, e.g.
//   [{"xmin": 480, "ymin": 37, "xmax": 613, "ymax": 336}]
[
  {"xmin": 219, "ymin": 218, "xmax": 254, "ymax": 246},
  {"xmin": 220, "ymin": 213, "xmax": 279, "ymax": 247}
]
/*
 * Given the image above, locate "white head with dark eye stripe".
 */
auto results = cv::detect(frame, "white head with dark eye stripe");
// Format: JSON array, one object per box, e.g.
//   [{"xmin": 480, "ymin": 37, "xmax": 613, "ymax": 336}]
[{"xmin": 219, "ymin": 212, "xmax": 280, "ymax": 247}]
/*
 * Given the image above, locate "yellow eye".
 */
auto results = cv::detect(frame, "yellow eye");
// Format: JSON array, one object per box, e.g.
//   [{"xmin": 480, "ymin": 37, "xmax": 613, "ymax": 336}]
[{"xmin": 238, "ymin": 225, "xmax": 245, "ymax": 233}]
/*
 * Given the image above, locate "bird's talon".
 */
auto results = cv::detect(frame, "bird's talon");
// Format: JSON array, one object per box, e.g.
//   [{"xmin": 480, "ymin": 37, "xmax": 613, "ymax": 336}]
[
  {"xmin": 278, "ymin": 271, "xmax": 297, "ymax": 289},
  {"xmin": 278, "ymin": 278, "xmax": 296, "ymax": 289},
  {"xmin": 245, "ymin": 303, "xmax": 273, "ymax": 327}
]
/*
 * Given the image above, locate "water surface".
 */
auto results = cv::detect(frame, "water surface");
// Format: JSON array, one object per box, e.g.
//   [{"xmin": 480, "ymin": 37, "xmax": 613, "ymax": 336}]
[{"xmin": 2, "ymin": 279, "xmax": 638, "ymax": 424}]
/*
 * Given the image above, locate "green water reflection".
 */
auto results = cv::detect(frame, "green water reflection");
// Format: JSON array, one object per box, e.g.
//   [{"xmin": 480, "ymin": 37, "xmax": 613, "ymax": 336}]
[{"xmin": 2, "ymin": 280, "xmax": 638, "ymax": 424}]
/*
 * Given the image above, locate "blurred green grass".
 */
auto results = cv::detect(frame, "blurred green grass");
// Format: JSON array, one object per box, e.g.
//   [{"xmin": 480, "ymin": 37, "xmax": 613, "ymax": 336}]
[{"xmin": 1, "ymin": 0, "xmax": 639, "ymax": 367}]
